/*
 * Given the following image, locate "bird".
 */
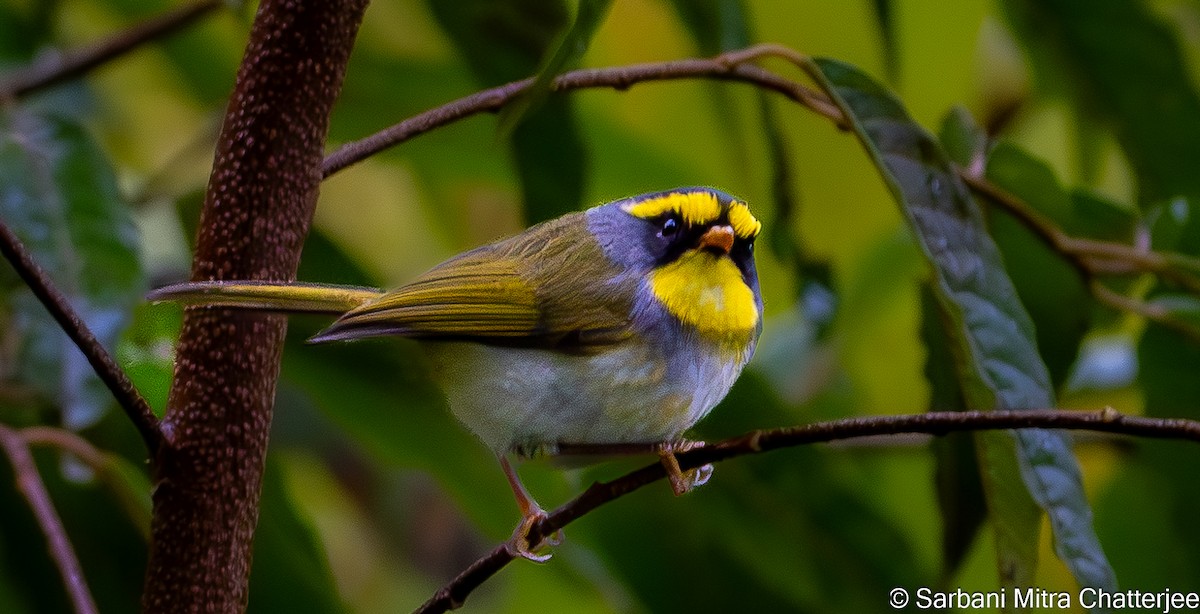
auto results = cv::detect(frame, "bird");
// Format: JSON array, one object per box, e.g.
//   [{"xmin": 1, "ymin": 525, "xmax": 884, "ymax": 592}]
[{"xmin": 149, "ymin": 187, "xmax": 763, "ymax": 560}]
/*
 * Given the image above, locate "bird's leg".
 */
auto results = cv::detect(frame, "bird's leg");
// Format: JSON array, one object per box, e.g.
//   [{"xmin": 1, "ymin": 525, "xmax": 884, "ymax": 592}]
[
  {"xmin": 499, "ymin": 456, "xmax": 559, "ymax": 562},
  {"xmin": 657, "ymin": 440, "xmax": 713, "ymax": 496}
]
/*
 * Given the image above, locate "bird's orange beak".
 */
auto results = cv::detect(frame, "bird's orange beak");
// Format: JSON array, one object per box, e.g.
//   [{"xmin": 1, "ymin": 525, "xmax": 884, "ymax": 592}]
[{"xmin": 697, "ymin": 225, "xmax": 735, "ymax": 255}]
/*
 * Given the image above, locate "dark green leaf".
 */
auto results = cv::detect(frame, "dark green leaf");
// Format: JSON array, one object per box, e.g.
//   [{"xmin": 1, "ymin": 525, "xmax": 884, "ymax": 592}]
[
  {"xmin": 248, "ymin": 455, "xmax": 346, "ymax": 614},
  {"xmin": 497, "ymin": 0, "xmax": 614, "ymax": 135},
  {"xmin": 0, "ymin": 1, "xmax": 51, "ymax": 64},
  {"xmin": 511, "ymin": 105, "xmax": 588, "ymax": 223},
  {"xmin": 1094, "ymin": 443, "xmax": 1200, "ymax": 592},
  {"xmin": 1069, "ymin": 189, "xmax": 1136, "ymax": 245},
  {"xmin": 668, "ymin": 0, "xmax": 751, "ymax": 54},
  {"xmin": 1147, "ymin": 197, "xmax": 1191, "ymax": 253},
  {"xmin": 975, "ymin": 430, "xmax": 1043, "ymax": 588},
  {"xmin": 869, "ymin": 0, "xmax": 899, "ymax": 82},
  {"xmin": 0, "ymin": 109, "xmax": 143, "ymax": 429},
  {"xmin": 1002, "ymin": 0, "xmax": 1200, "ymax": 250},
  {"xmin": 428, "ymin": 0, "xmax": 587, "ymax": 222},
  {"xmin": 1134, "ymin": 318, "xmax": 1200, "ymax": 585},
  {"xmin": 939, "ymin": 106, "xmax": 988, "ymax": 168},
  {"xmin": 811, "ymin": 58, "xmax": 1116, "ymax": 591},
  {"xmin": 986, "ymin": 143, "xmax": 1073, "ymax": 229},
  {"xmin": 983, "ymin": 143, "xmax": 1091, "ymax": 386},
  {"xmin": 921, "ymin": 284, "xmax": 986, "ymax": 581}
]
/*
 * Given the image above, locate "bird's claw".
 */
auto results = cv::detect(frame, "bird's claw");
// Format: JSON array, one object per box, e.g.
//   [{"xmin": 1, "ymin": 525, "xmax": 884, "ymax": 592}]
[
  {"xmin": 505, "ymin": 507, "xmax": 561, "ymax": 563},
  {"xmin": 658, "ymin": 440, "xmax": 713, "ymax": 496}
]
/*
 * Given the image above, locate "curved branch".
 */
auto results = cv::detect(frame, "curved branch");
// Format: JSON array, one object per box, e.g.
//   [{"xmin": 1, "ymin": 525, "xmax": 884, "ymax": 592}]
[
  {"xmin": 0, "ymin": 0, "xmax": 225, "ymax": 100},
  {"xmin": 325, "ymin": 42, "xmax": 1200, "ymax": 332},
  {"xmin": 418, "ymin": 407, "xmax": 1200, "ymax": 613},
  {"xmin": 0, "ymin": 219, "xmax": 162, "ymax": 453},
  {"xmin": 321, "ymin": 44, "xmax": 840, "ymax": 177},
  {"xmin": 22, "ymin": 426, "xmax": 111, "ymax": 475},
  {"xmin": 0, "ymin": 425, "xmax": 97, "ymax": 614}
]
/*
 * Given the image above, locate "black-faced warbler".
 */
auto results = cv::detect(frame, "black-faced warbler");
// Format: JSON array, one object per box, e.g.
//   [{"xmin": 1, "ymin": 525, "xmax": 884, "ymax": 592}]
[{"xmin": 150, "ymin": 187, "xmax": 763, "ymax": 560}]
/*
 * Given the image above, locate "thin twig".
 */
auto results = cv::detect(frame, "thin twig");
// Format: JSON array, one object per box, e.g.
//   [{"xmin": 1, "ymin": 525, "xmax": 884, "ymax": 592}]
[
  {"xmin": 0, "ymin": 220, "xmax": 161, "ymax": 453},
  {"xmin": 1089, "ymin": 282, "xmax": 1200, "ymax": 342},
  {"xmin": 0, "ymin": 0, "xmax": 225, "ymax": 100},
  {"xmin": 0, "ymin": 424, "xmax": 98, "ymax": 614},
  {"xmin": 23, "ymin": 426, "xmax": 153, "ymax": 541},
  {"xmin": 418, "ymin": 407, "xmax": 1200, "ymax": 613},
  {"xmin": 321, "ymin": 44, "xmax": 840, "ymax": 177},
  {"xmin": 961, "ymin": 169, "xmax": 1200, "ymax": 294},
  {"xmin": 22, "ymin": 426, "xmax": 109, "ymax": 472}
]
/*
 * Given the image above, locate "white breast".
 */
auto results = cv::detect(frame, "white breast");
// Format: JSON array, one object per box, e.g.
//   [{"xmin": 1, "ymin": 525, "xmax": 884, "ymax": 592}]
[{"xmin": 420, "ymin": 337, "xmax": 746, "ymax": 455}]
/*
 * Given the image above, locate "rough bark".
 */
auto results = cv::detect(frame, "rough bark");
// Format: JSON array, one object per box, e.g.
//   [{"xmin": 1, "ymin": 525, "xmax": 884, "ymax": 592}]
[{"xmin": 141, "ymin": 0, "xmax": 369, "ymax": 611}]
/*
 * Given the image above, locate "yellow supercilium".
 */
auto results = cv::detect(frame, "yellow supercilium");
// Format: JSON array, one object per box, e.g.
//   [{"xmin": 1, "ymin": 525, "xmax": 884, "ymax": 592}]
[
  {"xmin": 727, "ymin": 201, "xmax": 762, "ymax": 239},
  {"xmin": 624, "ymin": 191, "xmax": 721, "ymax": 225}
]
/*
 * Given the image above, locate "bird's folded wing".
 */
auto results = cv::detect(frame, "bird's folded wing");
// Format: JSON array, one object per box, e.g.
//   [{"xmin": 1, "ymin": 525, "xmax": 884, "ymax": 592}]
[{"xmin": 310, "ymin": 235, "xmax": 633, "ymax": 351}]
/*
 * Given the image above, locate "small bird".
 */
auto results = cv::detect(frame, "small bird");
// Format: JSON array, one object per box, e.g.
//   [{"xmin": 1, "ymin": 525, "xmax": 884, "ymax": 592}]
[{"xmin": 150, "ymin": 187, "xmax": 763, "ymax": 560}]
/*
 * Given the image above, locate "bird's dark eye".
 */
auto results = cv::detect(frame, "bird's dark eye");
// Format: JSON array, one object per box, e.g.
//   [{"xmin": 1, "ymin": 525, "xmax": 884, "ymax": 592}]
[{"xmin": 659, "ymin": 216, "xmax": 679, "ymax": 238}]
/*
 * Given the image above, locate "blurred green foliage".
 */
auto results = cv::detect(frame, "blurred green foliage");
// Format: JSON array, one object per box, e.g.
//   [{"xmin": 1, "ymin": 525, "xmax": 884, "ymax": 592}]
[{"xmin": 2, "ymin": 0, "xmax": 1200, "ymax": 612}]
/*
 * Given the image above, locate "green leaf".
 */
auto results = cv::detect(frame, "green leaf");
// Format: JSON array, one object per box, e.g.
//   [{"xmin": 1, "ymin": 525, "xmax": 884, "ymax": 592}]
[
  {"xmin": 869, "ymin": 0, "xmax": 899, "ymax": 82},
  {"xmin": 0, "ymin": 0, "xmax": 52, "ymax": 64},
  {"xmin": 668, "ymin": 0, "xmax": 752, "ymax": 54},
  {"xmin": 248, "ymin": 455, "xmax": 346, "ymax": 614},
  {"xmin": 0, "ymin": 109, "xmax": 143, "ymax": 429},
  {"xmin": 921, "ymin": 284, "xmax": 987, "ymax": 581},
  {"xmin": 810, "ymin": 58, "xmax": 1116, "ymax": 592},
  {"xmin": 1134, "ymin": 319, "xmax": 1200, "ymax": 586},
  {"xmin": 497, "ymin": 0, "xmax": 614, "ymax": 136},
  {"xmin": 938, "ymin": 106, "xmax": 988, "ymax": 169},
  {"xmin": 1069, "ymin": 189, "xmax": 1137, "ymax": 245},
  {"xmin": 1002, "ymin": 0, "xmax": 1200, "ymax": 250},
  {"xmin": 986, "ymin": 143, "xmax": 1073, "ymax": 229},
  {"xmin": 428, "ymin": 0, "xmax": 587, "ymax": 222},
  {"xmin": 983, "ymin": 143, "xmax": 1091, "ymax": 387}
]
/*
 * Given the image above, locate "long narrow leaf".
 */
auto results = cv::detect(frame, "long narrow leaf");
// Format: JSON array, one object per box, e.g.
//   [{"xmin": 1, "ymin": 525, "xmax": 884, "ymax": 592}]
[{"xmin": 808, "ymin": 57, "xmax": 1117, "ymax": 594}]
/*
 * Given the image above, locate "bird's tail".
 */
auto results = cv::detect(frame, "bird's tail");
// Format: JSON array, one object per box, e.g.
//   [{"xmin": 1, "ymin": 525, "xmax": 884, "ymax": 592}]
[{"xmin": 147, "ymin": 280, "xmax": 382, "ymax": 315}]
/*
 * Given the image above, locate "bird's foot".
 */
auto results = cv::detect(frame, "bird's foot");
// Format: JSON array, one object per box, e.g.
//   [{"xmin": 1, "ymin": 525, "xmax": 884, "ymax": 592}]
[
  {"xmin": 657, "ymin": 440, "xmax": 714, "ymax": 496},
  {"xmin": 505, "ymin": 506, "xmax": 561, "ymax": 563}
]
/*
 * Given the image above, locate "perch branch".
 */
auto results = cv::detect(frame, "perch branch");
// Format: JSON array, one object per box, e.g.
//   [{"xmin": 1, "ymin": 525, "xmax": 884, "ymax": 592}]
[
  {"xmin": 0, "ymin": 219, "xmax": 161, "ymax": 452},
  {"xmin": 0, "ymin": 0, "xmax": 225, "ymax": 100},
  {"xmin": 0, "ymin": 425, "xmax": 97, "ymax": 614},
  {"xmin": 322, "ymin": 44, "xmax": 840, "ymax": 177},
  {"xmin": 418, "ymin": 407, "xmax": 1200, "ymax": 613}
]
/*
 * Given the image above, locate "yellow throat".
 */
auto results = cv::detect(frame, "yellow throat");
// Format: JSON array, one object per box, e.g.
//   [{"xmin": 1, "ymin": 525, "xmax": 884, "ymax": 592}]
[{"xmin": 649, "ymin": 250, "xmax": 758, "ymax": 338}]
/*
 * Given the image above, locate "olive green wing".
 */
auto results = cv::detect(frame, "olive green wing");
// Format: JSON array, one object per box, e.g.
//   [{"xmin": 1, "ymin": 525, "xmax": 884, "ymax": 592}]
[{"xmin": 309, "ymin": 214, "xmax": 634, "ymax": 351}]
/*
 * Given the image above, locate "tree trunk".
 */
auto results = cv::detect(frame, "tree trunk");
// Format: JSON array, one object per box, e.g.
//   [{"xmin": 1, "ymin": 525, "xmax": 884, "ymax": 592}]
[{"xmin": 141, "ymin": 0, "xmax": 369, "ymax": 611}]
